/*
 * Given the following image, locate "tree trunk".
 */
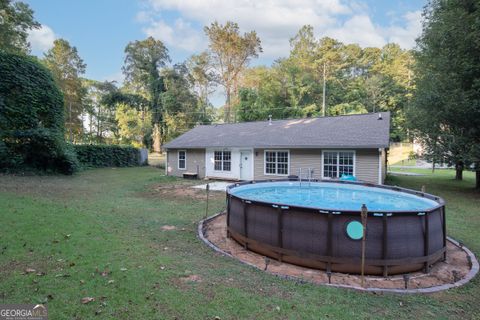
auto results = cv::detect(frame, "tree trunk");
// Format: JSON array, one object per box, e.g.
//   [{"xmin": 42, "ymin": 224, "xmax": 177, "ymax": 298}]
[
  {"xmin": 225, "ymin": 86, "xmax": 231, "ymax": 123},
  {"xmin": 153, "ymin": 123, "xmax": 161, "ymax": 153},
  {"xmin": 455, "ymin": 161, "xmax": 464, "ymax": 180},
  {"xmin": 476, "ymin": 162, "xmax": 480, "ymax": 189}
]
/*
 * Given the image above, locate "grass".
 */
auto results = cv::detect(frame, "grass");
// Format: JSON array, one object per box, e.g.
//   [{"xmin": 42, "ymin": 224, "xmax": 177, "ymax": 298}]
[
  {"xmin": 0, "ymin": 167, "xmax": 479, "ymax": 319},
  {"xmin": 390, "ymin": 158, "xmax": 418, "ymax": 166},
  {"xmin": 148, "ymin": 152, "xmax": 165, "ymax": 168}
]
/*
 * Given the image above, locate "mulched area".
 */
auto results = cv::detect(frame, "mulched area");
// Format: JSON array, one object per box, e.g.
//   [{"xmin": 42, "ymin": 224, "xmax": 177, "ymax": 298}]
[{"xmin": 204, "ymin": 213, "xmax": 472, "ymax": 291}]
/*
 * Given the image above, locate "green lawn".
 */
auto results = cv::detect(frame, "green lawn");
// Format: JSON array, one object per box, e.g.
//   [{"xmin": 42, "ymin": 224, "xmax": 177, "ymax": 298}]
[
  {"xmin": 390, "ymin": 158, "xmax": 417, "ymax": 166},
  {"xmin": 0, "ymin": 168, "xmax": 479, "ymax": 319}
]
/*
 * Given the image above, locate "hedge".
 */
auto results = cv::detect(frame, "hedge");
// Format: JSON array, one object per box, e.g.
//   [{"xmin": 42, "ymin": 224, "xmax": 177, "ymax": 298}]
[
  {"xmin": 0, "ymin": 50, "xmax": 79, "ymax": 174},
  {"xmin": 73, "ymin": 144, "xmax": 143, "ymax": 167}
]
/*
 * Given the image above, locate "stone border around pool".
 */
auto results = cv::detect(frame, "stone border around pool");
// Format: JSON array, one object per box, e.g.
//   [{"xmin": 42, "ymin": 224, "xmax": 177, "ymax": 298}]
[{"xmin": 197, "ymin": 211, "xmax": 479, "ymax": 294}]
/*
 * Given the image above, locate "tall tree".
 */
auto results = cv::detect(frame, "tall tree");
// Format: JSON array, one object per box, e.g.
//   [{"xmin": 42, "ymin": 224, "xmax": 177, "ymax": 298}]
[
  {"xmin": 0, "ymin": 0, "xmax": 40, "ymax": 53},
  {"xmin": 161, "ymin": 63, "xmax": 213, "ymax": 140},
  {"xmin": 315, "ymin": 37, "xmax": 346, "ymax": 116},
  {"xmin": 122, "ymin": 37, "xmax": 170, "ymax": 152},
  {"xmin": 204, "ymin": 21, "xmax": 262, "ymax": 122},
  {"xmin": 83, "ymin": 80, "xmax": 118, "ymax": 143},
  {"xmin": 43, "ymin": 39, "xmax": 86, "ymax": 142},
  {"xmin": 409, "ymin": 0, "xmax": 480, "ymax": 187},
  {"xmin": 186, "ymin": 52, "xmax": 217, "ymax": 122},
  {"xmin": 101, "ymin": 89, "xmax": 151, "ymax": 148}
]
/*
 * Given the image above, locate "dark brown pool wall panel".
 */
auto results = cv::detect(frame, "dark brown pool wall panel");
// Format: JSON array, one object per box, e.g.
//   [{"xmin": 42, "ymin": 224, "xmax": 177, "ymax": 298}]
[{"xmin": 226, "ymin": 180, "xmax": 446, "ymax": 276}]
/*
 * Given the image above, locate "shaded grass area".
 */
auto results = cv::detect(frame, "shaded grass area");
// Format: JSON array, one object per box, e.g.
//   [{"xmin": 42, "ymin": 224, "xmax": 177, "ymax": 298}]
[
  {"xmin": 148, "ymin": 153, "xmax": 165, "ymax": 169},
  {"xmin": 390, "ymin": 158, "xmax": 418, "ymax": 166},
  {"xmin": 0, "ymin": 167, "xmax": 479, "ymax": 319}
]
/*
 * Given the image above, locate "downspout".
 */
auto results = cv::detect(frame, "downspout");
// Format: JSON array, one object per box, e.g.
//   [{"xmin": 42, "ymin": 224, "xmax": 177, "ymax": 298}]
[{"xmin": 378, "ymin": 148, "xmax": 383, "ymax": 185}]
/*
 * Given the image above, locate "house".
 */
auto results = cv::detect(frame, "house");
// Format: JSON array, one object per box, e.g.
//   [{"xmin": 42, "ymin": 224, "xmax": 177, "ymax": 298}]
[{"xmin": 163, "ymin": 112, "xmax": 390, "ymax": 184}]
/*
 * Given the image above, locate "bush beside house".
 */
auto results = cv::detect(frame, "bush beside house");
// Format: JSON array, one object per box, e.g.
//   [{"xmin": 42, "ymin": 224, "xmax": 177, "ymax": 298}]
[
  {"xmin": 74, "ymin": 145, "xmax": 145, "ymax": 168},
  {"xmin": 0, "ymin": 51, "xmax": 79, "ymax": 174},
  {"xmin": 0, "ymin": 51, "xmax": 146, "ymax": 174}
]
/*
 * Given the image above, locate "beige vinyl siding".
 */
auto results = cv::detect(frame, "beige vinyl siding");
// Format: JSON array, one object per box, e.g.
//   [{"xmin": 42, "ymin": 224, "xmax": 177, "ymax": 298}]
[
  {"xmin": 254, "ymin": 149, "xmax": 322, "ymax": 180},
  {"xmin": 355, "ymin": 149, "xmax": 380, "ymax": 183},
  {"xmin": 167, "ymin": 149, "xmax": 205, "ymax": 178},
  {"xmin": 254, "ymin": 148, "xmax": 380, "ymax": 184}
]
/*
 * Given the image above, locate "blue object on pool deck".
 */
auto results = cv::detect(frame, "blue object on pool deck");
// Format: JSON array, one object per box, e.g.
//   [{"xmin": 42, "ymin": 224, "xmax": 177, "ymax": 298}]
[
  {"xmin": 340, "ymin": 174, "xmax": 357, "ymax": 181},
  {"xmin": 230, "ymin": 181, "xmax": 438, "ymax": 211}
]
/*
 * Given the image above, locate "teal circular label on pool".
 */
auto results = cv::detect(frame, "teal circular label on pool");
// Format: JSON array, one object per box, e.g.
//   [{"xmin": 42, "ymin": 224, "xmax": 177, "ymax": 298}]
[{"xmin": 346, "ymin": 221, "xmax": 364, "ymax": 240}]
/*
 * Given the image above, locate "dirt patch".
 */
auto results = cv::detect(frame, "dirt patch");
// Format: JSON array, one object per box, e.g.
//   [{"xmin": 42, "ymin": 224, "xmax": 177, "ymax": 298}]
[
  {"xmin": 179, "ymin": 274, "xmax": 203, "ymax": 283},
  {"xmin": 204, "ymin": 213, "xmax": 473, "ymax": 291},
  {"xmin": 143, "ymin": 183, "xmax": 224, "ymax": 201}
]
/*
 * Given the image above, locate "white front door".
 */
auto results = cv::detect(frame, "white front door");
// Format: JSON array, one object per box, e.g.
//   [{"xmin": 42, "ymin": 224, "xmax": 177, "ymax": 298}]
[{"xmin": 239, "ymin": 150, "xmax": 253, "ymax": 180}]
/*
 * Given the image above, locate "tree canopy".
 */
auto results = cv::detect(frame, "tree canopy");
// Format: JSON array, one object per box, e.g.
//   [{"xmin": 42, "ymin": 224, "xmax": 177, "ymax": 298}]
[
  {"xmin": 123, "ymin": 37, "xmax": 170, "ymax": 151},
  {"xmin": 204, "ymin": 21, "xmax": 262, "ymax": 123},
  {"xmin": 0, "ymin": 0, "xmax": 40, "ymax": 53},
  {"xmin": 43, "ymin": 39, "xmax": 87, "ymax": 142},
  {"xmin": 235, "ymin": 28, "xmax": 413, "ymax": 141},
  {"xmin": 408, "ymin": 0, "xmax": 480, "ymax": 187}
]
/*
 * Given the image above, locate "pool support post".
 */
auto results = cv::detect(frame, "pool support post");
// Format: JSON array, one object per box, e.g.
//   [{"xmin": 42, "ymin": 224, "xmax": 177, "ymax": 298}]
[
  {"xmin": 226, "ymin": 192, "xmax": 231, "ymax": 239},
  {"xmin": 382, "ymin": 213, "xmax": 389, "ymax": 277},
  {"xmin": 243, "ymin": 200, "xmax": 248, "ymax": 249},
  {"xmin": 277, "ymin": 206, "xmax": 284, "ymax": 262},
  {"xmin": 424, "ymin": 211, "xmax": 430, "ymax": 273},
  {"xmin": 361, "ymin": 204, "xmax": 368, "ymax": 287}
]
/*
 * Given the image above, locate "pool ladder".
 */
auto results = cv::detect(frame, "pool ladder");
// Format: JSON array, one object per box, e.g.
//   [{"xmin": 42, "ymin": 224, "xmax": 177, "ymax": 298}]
[{"xmin": 299, "ymin": 168, "xmax": 314, "ymax": 187}]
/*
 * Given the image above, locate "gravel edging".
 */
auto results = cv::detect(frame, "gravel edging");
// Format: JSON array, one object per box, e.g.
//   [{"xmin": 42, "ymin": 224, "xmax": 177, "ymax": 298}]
[{"xmin": 197, "ymin": 212, "xmax": 479, "ymax": 294}]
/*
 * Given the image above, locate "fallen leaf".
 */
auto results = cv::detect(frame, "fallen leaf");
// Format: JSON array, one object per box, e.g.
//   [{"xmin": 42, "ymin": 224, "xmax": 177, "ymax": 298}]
[
  {"xmin": 55, "ymin": 274, "xmax": 71, "ymax": 278},
  {"xmin": 95, "ymin": 310, "xmax": 102, "ymax": 315},
  {"xmin": 120, "ymin": 268, "xmax": 128, "ymax": 272},
  {"xmin": 107, "ymin": 280, "xmax": 115, "ymax": 284},
  {"xmin": 80, "ymin": 280, "xmax": 85, "ymax": 285},
  {"xmin": 81, "ymin": 297, "xmax": 95, "ymax": 304},
  {"xmin": 25, "ymin": 268, "xmax": 36, "ymax": 274}
]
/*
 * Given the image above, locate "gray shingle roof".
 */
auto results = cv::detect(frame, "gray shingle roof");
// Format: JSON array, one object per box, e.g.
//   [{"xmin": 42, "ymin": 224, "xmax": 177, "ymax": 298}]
[{"xmin": 163, "ymin": 112, "xmax": 390, "ymax": 149}]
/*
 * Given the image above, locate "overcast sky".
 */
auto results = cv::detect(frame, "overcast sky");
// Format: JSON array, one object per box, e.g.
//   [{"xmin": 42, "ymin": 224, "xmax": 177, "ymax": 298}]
[{"xmin": 25, "ymin": 0, "xmax": 426, "ymax": 105}]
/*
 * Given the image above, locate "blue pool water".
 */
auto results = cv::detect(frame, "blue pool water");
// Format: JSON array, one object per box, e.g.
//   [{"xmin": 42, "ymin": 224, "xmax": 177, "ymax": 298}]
[{"xmin": 230, "ymin": 182, "xmax": 438, "ymax": 211}]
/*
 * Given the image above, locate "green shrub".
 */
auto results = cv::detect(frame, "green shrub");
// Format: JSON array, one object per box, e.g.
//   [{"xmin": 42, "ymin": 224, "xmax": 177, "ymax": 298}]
[
  {"xmin": 73, "ymin": 144, "xmax": 141, "ymax": 167},
  {"xmin": 0, "ymin": 51, "xmax": 79, "ymax": 174}
]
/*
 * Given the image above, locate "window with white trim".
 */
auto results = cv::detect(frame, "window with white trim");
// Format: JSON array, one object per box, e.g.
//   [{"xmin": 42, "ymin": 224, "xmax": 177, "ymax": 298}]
[
  {"xmin": 178, "ymin": 150, "xmax": 186, "ymax": 170},
  {"xmin": 265, "ymin": 150, "xmax": 289, "ymax": 175},
  {"xmin": 323, "ymin": 151, "xmax": 354, "ymax": 178},
  {"xmin": 214, "ymin": 151, "xmax": 231, "ymax": 171}
]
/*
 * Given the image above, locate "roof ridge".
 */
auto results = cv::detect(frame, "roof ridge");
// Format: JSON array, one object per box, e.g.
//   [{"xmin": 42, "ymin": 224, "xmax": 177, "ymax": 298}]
[{"xmin": 197, "ymin": 112, "xmax": 390, "ymax": 127}]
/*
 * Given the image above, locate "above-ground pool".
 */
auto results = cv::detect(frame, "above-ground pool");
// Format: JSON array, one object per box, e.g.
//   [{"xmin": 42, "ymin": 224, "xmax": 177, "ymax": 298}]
[{"xmin": 226, "ymin": 180, "xmax": 446, "ymax": 275}]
